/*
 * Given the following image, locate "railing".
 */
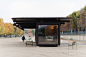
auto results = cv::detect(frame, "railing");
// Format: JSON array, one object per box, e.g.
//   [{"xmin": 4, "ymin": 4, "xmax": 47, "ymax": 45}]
[
  {"xmin": 0, "ymin": 35, "xmax": 23, "ymax": 38},
  {"xmin": 60, "ymin": 30, "xmax": 86, "ymax": 35},
  {"xmin": 60, "ymin": 30, "xmax": 86, "ymax": 41},
  {"xmin": 61, "ymin": 34, "xmax": 86, "ymax": 41}
]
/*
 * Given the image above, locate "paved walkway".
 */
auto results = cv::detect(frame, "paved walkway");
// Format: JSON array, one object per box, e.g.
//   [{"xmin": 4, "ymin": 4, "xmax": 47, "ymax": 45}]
[{"xmin": 0, "ymin": 37, "xmax": 86, "ymax": 57}]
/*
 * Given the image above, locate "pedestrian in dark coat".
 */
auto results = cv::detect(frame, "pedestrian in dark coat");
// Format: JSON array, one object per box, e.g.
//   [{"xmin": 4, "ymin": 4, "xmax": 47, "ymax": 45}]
[{"xmin": 22, "ymin": 36, "xmax": 25, "ymax": 42}]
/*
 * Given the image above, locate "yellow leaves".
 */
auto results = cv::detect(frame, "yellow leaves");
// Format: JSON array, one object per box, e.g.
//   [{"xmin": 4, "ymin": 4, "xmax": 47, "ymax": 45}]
[
  {"xmin": 0, "ymin": 19, "xmax": 1, "ymax": 23},
  {"xmin": 0, "ymin": 19, "xmax": 24, "ymax": 35},
  {"xmin": 0, "ymin": 19, "xmax": 3, "ymax": 24},
  {"xmin": 0, "ymin": 20, "xmax": 14, "ymax": 35},
  {"xmin": 5, "ymin": 23, "xmax": 14, "ymax": 35},
  {"xmin": 15, "ymin": 27, "xmax": 24, "ymax": 35}
]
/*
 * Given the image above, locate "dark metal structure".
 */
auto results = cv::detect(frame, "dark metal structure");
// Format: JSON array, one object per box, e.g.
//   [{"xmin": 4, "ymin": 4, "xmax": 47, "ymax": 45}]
[{"xmin": 12, "ymin": 17, "xmax": 72, "ymax": 46}]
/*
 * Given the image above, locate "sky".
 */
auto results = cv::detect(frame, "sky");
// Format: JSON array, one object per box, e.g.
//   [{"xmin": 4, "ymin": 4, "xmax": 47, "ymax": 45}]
[{"xmin": 0, "ymin": 0, "xmax": 86, "ymax": 23}]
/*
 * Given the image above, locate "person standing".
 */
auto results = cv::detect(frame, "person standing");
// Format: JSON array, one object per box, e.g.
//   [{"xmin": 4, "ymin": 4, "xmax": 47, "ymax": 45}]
[{"xmin": 22, "ymin": 36, "xmax": 25, "ymax": 42}]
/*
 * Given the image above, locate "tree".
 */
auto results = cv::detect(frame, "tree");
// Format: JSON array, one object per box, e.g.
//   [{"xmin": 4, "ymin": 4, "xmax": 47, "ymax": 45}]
[
  {"xmin": 5, "ymin": 23, "xmax": 14, "ymax": 35},
  {"xmin": 72, "ymin": 12, "xmax": 78, "ymax": 32},
  {"xmin": 0, "ymin": 19, "xmax": 5, "ymax": 35},
  {"xmin": 83, "ymin": 6, "xmax": 86, "ymax": 28},
  {"xmin": 79, "ymin": 9, "xmax": 85, "ymax": 29},
  {"xmin": 13, "ymin": 26, "xmax": 24, "ymax": 36},
  {"xmin": 0, "ymin": 19, "xmax": 24, "ymax": 36}
]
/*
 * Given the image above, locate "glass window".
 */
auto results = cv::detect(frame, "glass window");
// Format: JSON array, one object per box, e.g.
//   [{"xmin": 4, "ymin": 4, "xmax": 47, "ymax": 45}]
[{"xmin": 38, "ymin": 25, "xmax": 58, "ymax": 44}]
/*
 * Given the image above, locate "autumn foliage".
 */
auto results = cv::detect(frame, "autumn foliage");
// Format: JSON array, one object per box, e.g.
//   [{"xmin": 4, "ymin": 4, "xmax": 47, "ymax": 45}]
[
  {"xmin": 60, "ymin": 5, "xmax": 86, "ymax": 32},
  {"xmin": 0, "ymin": 19, "xmax": 24, "ymax": 35}
]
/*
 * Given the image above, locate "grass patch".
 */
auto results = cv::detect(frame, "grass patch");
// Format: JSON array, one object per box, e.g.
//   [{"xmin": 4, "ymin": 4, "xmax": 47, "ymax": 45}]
[{"xmin": 70, "ymin": 38, "xmax": 73, "ymax": 40}]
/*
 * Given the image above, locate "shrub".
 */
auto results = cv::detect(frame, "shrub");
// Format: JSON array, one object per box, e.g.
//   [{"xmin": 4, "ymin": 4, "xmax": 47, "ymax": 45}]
[
  {"xmin": 70, "ymin": 38, "xmax": 73, "ymax": 40},
  {"xmin": 60, "ymin": 37, "xmax": 63, "ymax": 39}
]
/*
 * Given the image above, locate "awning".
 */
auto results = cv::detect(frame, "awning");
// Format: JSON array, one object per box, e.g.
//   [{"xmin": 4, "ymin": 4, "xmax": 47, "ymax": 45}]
[{"xmin": 12, "ymin": 17, "xmax": 72, "ymax": 30}]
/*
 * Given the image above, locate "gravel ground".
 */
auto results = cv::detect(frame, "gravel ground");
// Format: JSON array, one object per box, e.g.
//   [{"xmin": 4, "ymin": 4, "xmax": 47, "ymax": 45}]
[{"xmin": 0, "ymin": 37, "xmax": 86, "ymax": 57}]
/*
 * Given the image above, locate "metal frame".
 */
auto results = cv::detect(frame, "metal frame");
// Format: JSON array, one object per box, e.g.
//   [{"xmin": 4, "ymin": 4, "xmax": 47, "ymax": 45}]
[{"xmin": 36, "ymin": 22, "xmax": 60, "ymax": 46}]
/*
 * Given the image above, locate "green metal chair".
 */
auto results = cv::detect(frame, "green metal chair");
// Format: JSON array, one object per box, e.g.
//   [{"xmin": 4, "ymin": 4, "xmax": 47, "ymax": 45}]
[
  {"xmin": 68, "ymin": 41, "xmax": 77, "ymax": 49},
  {"xmin": 25, "ymin": 38, "xmax": 33, "ymax": 46}
]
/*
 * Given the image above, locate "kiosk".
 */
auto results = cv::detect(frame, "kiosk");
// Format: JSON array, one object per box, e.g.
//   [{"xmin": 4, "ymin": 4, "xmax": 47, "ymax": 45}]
[{"xmin": 12, "ymin": 17, "xmax": 72, "ymax": 46}]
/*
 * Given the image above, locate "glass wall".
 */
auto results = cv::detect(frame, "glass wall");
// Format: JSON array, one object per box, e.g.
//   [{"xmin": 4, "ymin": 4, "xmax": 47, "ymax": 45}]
[{"xmin": 38, "ymin": 25, "xmax": 58, "ymax": 44}]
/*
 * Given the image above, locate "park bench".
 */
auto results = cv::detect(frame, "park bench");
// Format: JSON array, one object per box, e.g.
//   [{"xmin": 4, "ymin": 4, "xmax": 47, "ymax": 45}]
[
  {"xmin": 68, "ymin": 41, "xmax": 77, "ymax": 49},
  {"xmin": 25, "ymin": 38, "xmax": 33, "ymax": 46}
]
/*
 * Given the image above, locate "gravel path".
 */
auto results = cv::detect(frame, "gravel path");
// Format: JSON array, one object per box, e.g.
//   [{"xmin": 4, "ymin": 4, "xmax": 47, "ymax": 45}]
[{"xmin": 0, "ymin": 37, "xmax": 86, "ymax": 57}]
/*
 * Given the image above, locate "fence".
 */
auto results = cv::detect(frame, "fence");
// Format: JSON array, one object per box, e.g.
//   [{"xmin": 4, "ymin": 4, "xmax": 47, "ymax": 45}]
[
  {"xmin": 0, "ymin": 35, "xmax": 23, "ymax": 38},
  {"xmin": 60, "ymin": 30, "xmax": 86, "ymax": 35},
  {"xmin": 61, "ymin": 34, "xmax": 86, "ymax": 41}
]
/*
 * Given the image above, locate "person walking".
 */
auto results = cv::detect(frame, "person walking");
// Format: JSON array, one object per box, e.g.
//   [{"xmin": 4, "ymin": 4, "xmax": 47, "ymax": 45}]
[{"xmin": 22, "ymin": 36, "xmax": 25, "ymax": 42}]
